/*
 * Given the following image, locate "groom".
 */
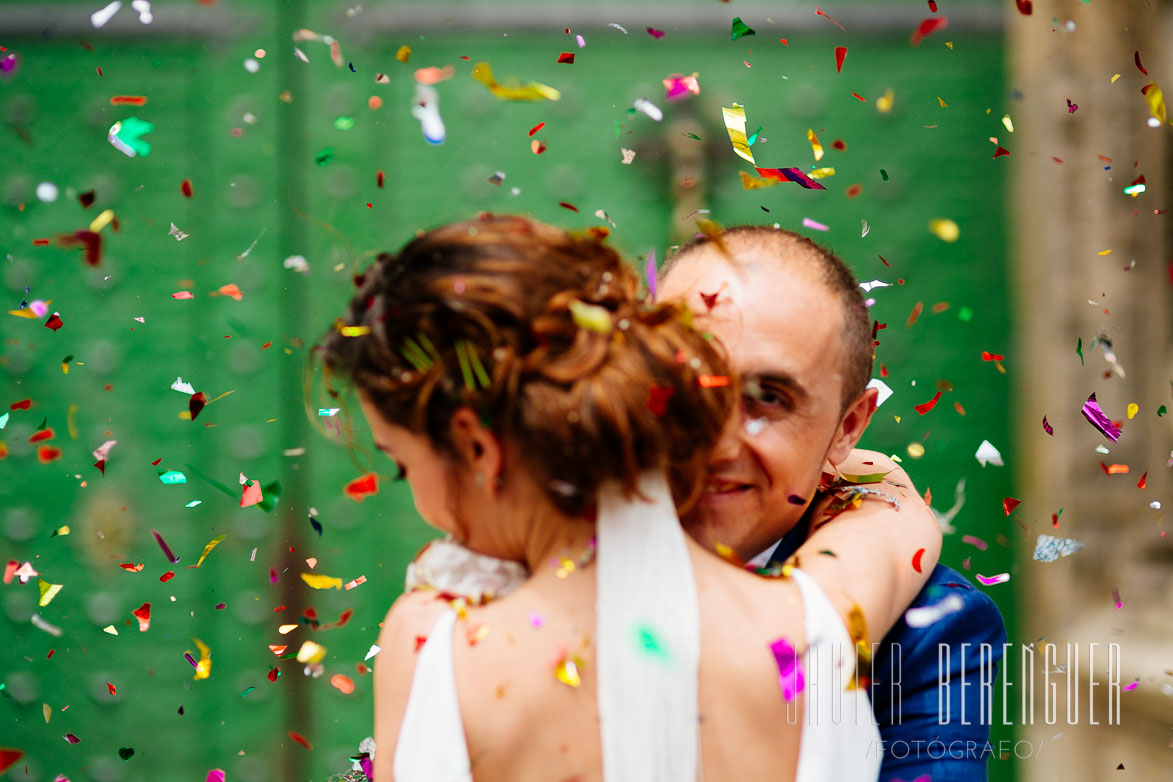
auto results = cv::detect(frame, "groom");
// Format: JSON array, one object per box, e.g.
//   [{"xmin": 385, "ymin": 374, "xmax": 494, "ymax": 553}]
[{"xmin": 660, "ymin": 225, "xmax": 1005, "ymax": 781}]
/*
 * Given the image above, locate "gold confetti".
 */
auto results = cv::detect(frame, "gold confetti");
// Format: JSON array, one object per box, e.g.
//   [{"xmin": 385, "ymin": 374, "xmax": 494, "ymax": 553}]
[
  {"xmin": 38, "ymin": 579, "xmax": 63, "ymax": 607},
  {"xmin": 876, "ymin": 89, "xmax": 895, "ymax": 114},
  {"xmin": 300, "ymin": 573, "xmax": 343, "ymax": 590},
  {"xmin": 471, "ymin": 61, "xmax": 561, "ymax": 102},
  {"xmin": 1127, "ymin": 403, "xmax": 1139, "ymax": 419},
  {"xmin": 296, "ymin": 640, "xmax": 327, "ymax": 664},
  {"xmin": 928, "ymin": 219, "xmax": 960, "ymax": 242},
  {"xmin": 395, "ymin": 45, "xmax": 410, "ymax": 63},
  {"xmin": 554, "ymin": 655, "xmax": 583, "ymax": 687}
]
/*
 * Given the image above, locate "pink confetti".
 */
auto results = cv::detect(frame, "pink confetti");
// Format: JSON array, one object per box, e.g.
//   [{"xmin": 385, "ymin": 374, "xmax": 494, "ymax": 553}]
[
  {"xmin": 768, "ymin": 637, "xmax": 804, "ymax": 701},
  {"xmin": 344, "ymin": 575, "xmax": 367, "ymax": 590},
  {"xmin": 205, "ymin": 771, "xmax": 226, "ymax": 782},
  {"xmin": 171, "ymin": 291, "xmax": 194, "ymax": 300},
  {"xmin": 1122, "ymin": 680, "xmax": 1140, "ymax": 692},
  {"xmin": 646, "ymin": 248, "xmax": 658, "ymax": 301},
  {"xmin": 802, "ymin": 217, "xmax": 830, "ymax": 232},
  {"xmin": 1042, "ymin": 415, "xmax": 1053, "ymax": 436},
  {"xmin": 1080, "ymin": 392, "xmax": 1121, "ymax": 442},
  {"xmin": 151, "ymin": 529, "xmax": 180, "ymax": 563},
  {"xmin": 241, "ymin": 480, "xmax": 263, "ymax": 508},
  {"xmin": 529, "ymin": 612, "xmax": 545, "ymax": 628},
  {"xmin": 975, "ymin": 573, "xmax": 1009, "ymax": 586},
  {"xmin": 962, "ymin": 535, "xmax": 989, "ymax": 551}
]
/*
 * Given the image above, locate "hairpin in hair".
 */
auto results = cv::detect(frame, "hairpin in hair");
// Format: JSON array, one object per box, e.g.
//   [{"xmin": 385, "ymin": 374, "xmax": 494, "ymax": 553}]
[
  {"xmin": 455, "ymin": 339, "xmax": 492, "ymax": 391},
  {"xmin": 400, "ymin": 333, "xmax": 439, "ymax": 372}
]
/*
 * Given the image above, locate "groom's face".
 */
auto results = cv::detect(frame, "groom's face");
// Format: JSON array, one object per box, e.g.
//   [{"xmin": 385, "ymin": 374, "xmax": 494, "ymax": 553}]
[{"xmin": 661, "ymin": 244, "xmax": 855, "ymax": 561}]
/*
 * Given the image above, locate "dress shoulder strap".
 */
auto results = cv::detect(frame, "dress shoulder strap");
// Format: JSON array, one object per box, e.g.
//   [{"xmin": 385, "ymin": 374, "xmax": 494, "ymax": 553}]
[{"xmin": 392, "ymin": 610, "xmax": 472, "ymax": 782}]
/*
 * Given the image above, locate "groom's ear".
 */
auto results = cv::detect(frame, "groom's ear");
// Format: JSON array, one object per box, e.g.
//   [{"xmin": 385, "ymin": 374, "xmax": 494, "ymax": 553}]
[
  {"xmin": 826, "ymin": 386, "xmax": 877, "ymax": 467},
  {"xmin": 448, "ymin": 408, "xmax": 504, "ymax": 491}
]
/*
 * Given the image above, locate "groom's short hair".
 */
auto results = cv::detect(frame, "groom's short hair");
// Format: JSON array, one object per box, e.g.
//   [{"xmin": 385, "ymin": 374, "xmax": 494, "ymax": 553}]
[{"xmin": 664, "ymin": 225, "xmax": 874, "ymax": 411}]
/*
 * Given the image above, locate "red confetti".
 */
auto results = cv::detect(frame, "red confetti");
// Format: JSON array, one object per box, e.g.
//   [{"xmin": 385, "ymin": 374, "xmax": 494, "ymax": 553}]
[
  {"xmin": 529, "ymin": 121, "xmax": 546, "ymax": 137},
  {"xmin": 646, "ymin": 27, "xmax": 666, "ymax": 39},
  {"xmin": 131, "ymin": 602, "xmax": 151, "ymax": 632},
  {"xmin": 37, "ymin": 445, "xmax": 62, "ymax": 463},
  {"xmin": 118, "ymin": 563, "xmax": 144, "ymax": 572},
  {"xmin": 1099, "ymin": 462, "xmax": 1130, "ymax": 475},
  {"xmin": 558, "ymin": 201, "xmax": 578, "ymax": 212},
  {"xmin": 1134, "ymin": 51, "xmax": 1148, "ymax": 75},
  {"xmin": 815, "ymin": 7, "xmax": 846, "ymax": 31},
  {"xmin": 928, "ymin": 0, "xmax": 938, "ymax": 11},
  {"xmin": 110, "ymin": 95, "xmax": 147, "ymax": 106},
  {"xmin": 28, "ymin": 428, "xmax": 55, "ymax": 444},
  {"xmin": 268, "ymin": 666, "xmax": 280, "ymax": 682},
  {"xmin": 0, "ymin": 749, "xmax": 24, "ymax": 774},
  {"xmin": 94, "ymin": 459, "xmax": 107, "ymax": 474},
  {"xmin": 33, "ymin": 238, "xmax": 51, "ymax": 246},
  {"xmin": 44, "ymin": 313, "xmax": 64, "ymax": 332},
  {"xmin": 160, "ymin": 571, "xmax": 175, "ymax": 582},
  {"xmin": 531, "ymin": 138, "xmax": 547, "ymax": 154},
  {"xmin": 241, "ymin": 480, "xmax": 263, "ymax": 508},
  {"xmin": 906, "ymin": 301, "xmax": 923, "ymax": 327},
  {"xmin": 981, "ymin": 351, "xmax": 1005, "ymax": 361},
  {"xmin": 288, "ymin": 731, "xmax": 313, "ymax": 750},
  {"xmin": 107, "ymin": 682, "xmax": 117, "ymax": 695},
  {"xmin": 189, "ymin": 391, "xmax": 207, "ymax": 420},
  {"xmin": 910, "ymin": 16, "xmax": 948, "ymax": 46},
  {"xmin": 911, "ymin": 548, "xmax": 925, "ymax": 573},
  {"xmin": 1137, "ymin": 472, "xmax": 1147, "ymax": 489},
  {"xmin": 1002, "ymin": 497, "xmax": 1021, "ymax": 516},
  {"xmin": 834, "ymin": 46, "xmax": 847, "ymax": 73},
  {"xmin": 1015, "ymin": 0, "xmax": 1033, "ymax": 14},
  {"xmin": 913, "ymin": 391, "xmax": 943, "ymax": 415},
  {"xmin": 180, "ymin": 178, "xmax": 193, "ymax": 197},
  {"xmin": 557, "ymin": 52, "xmax": 575, "ymax": 64},
  {"xmin": 845, "ymin": 184, "xmax": 862, "ymax": 198},
  {"xmin": 831, "ymin": 139, "xmax": 847, "ymax": 151},
  {"xmin": 376, "ymin": 170, "xmax": 385, "ymax": 188},
  {"xmin": 647, "ymin": 385, "xmax": 676, "ymax": 416},
  {"xmin": 993, "ymin": 146, "xmax": 1010, "ymax": 159},
  {"xmin": 172, "ymin": 291, "xmax": 195, "ymax": 299},
  {"xmin": 10, "ymin": 399, "xmax": 31, "ymax": 410},
  {"xmin": 58, "ymin": 229, "xmax": 103, "ymax": 266},
  {"xmin": 344, "ymin": 472, "xmax": 379, "ymax": 502}
]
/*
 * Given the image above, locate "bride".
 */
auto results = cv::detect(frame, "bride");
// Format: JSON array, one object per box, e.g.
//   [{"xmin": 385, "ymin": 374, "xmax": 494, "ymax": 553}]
[{"xmin": 318, "ymin": 214, "xmax": 940, "ymax": 781}]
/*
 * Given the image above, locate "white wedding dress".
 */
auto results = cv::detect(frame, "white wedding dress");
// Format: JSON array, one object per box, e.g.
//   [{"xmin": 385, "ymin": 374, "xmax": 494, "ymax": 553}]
[{"xmin": 385, "ymin": 472, "xmax": 881, "ymax": 782}]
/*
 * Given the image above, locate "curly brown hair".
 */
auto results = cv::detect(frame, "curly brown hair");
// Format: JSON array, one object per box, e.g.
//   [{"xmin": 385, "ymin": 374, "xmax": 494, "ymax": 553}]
[{"xmin": 316, "ymin": 213, "xmax": 734, "ymax": 517}]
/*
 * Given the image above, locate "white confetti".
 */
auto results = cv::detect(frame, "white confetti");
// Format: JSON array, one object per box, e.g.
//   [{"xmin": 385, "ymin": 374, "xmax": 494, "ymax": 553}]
[
  {"xmin": 412, "ymin": 84, "xmax": 446, "ymax": 144},
  {"xmin": 131, "ymin": 0, "xmax": 152, "ymax": 24},
  {"xmin": 620, "ymin": 148, "xmax": 636, "ymax": 164},
  {"xmin": 861, "ymin": 219, "xmax": 870, "ymax": 238},
  {"xmin": 930, "ymin": 478, "xmax": 967, "ymax": 535},
  {"xmin": 1033, "ymin": 534, "xmax": 1086, "ymax": 563},
  {"xmin": 975, "ymin": 440, "xmax": 1003, "ymax": 467},
  {"xmin": 365, "ymin": 643, "xmax": 382, "ymax": 661},
  {"xmin": 170, "ymin": 377, "xmax": 196, "ymax": 395},
  {"xmin": 90, "ymin": 0, "xmax": 122, "ymax": 29},
  {"xmin": 866, "ymin": 378, "xmax": 893, "ymax": 407},
  {"xmin": 91, "ymin": 439, "xmax": 117, "ymax": 462},
  {"xmin": 633, "ymin": 98, "xmax": 663, "ymax": 121},
  {"xmin": 169, "ymin": 222, "xmax": 190, "ymax": 241},
  {"xmin": 283, "ymin": 255, "xmax": 310, "ymax": 274},
  {"xmin": 859, "ymin": 279, "xmax": 891, "ymax": 293},
  {"xmin": 31, "ymin": 613, "xmax": 63, "ymax": 637},
  {"xmin": 608, "ymin": 23, "xmax": 629, "ymax": 34},
  {"xmin": 905, "ymin": 594, "xmax": 963, "ymax": 628}
]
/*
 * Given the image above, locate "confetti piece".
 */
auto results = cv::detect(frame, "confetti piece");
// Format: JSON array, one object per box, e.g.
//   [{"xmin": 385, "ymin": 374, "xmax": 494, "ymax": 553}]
[
  {"xmin": 189, "ymin": 391, "xmax": 207, "ymax": 421},
  {"xmin": 815, "ymin": 6, "xmax": 845, "ymax": 31},
  {"xmin": 241, "ymin": 480, "xmax": 263, "ymax": 508},
  {"xmin": 107, "ymin": 117, "xmax": 154, "ymax": 157},
  {"xmin": 914, "ymin": 391, "xmax": 943, "ymax": 415},
  {"xmin": 556, "ymin": 52, "xmax": 574, "ymax": 64},
  {"xmin": 331, "ymin": 674, "xmax": 355, "ymax": 694},
  {"xmin": 151, "ymin": 529, "xmax": 180, "ymax": 563},
  {"xmin": 807, "ymin": 128, "xmax": 825, "ymax": 161},
  {"xmin": 396, "ymin": 45, "xmax": 410, "ymax": 63},
  {"xmin": 721, "ymin": 104, "xmax": 755, "ymax": 164},
  {"xmin": 1141, "ymin": 82, "xmax": 1167, "ymax": 124},
  {"xmin": 929, "ymin": 219, "xmax": 960, "ymax": 242},
  {"xmin": 802, "ymin": 217, "xmax": 830, "ymax": 232},
  {"xmin": 910, "ymin": 16, "xmax": 948, "ymax": 46},
  {"xmin": 876, "ymin": 89, "xmax": 895, "ymax": 113},
  {"xmin": 632, "ymin": 98, "xmax": 663, "ymax": 121},
  {"xmin": 975, "ymin": 573, "xmax": 1009, "ymax": 586},
  {"xmin": 205, "ymin": 770, "xmax": 225, "ymax": 782},
  {"xmin": 187, "ymin": 535, "xmax": 226, "ymax": 569},
  {"xmin": 834, "ymin": 46, "xmax": 847, "ymax": 73},
  {"xmin": 1126, "ymin": 402, "xmax": 1138, "ymax": 419},
  {"xmin": 301, "ymin": 573, "xmax": 343, "ymax": 590},
  {"xmin": 91, "ymin": 1, "xmax": 122, "ymax": 28},
  {"xmin": 471, "ymin": 61, "xmax": 560, "ymax": 101},
  {"xmin": 412, "ymin": 84, "xmax": 445, "ymax": 144},
  {"xmin": 769, "ymin": 637, "xmax": 805, "ymax": 700},
  {"xmin": 193, "ymin": 638, "xmax": 212, "ymax": 679},
  {"xmin": 32, "ymin": 614, "xmax": 63, "ymax": 637},
  {"xmin": 1081, "ymin": 392, "xmax": 1121, "ymax": 442},
  {"xmin": 568, "ymin": 300, "xmax": 613, "ymax": 334},
  {"xmin": 553, "ymin": 653, "xmax": 583, "ymax": 687},
  {"xmin": 1015, "ymin": 0, "xmax": 1033, "ymax": 15},
  {"xmin": 344, "ymin": 575, "xmax": 367, "ymax": 590},
  {"xmin": 975, "ymin": 440, "xmax": 1003, "ymax": 467},
  {"xmin": 911, "ymin": 548, "xmax": 925, "ymax": 573},
  {"xmin": 1100, "ymin": 462, "xmax": 1130, "ymax": 475},
  {"xmin": 993, "ymin": 145, "xmax": 1010, "ymax": 159},
  {"xmin": 1033, "ymin": 534, "xmax": 1085, "ymax": 562},
  {"xmin": 288, "ymin": 731, "xmax": 313, "ymax": 750},
  {"xmin": 905, "ymin": 593, "xmax": 963, "ymax": 628},
  {"xmin": 1135, "ymin": 50, "xmax": 1148, "ymax": 76},
  {"xmin": 663, "ymin": 72, "xmax": 700, "ymax": 100},
  {"xmin": 646, "ymin": 27, "xmax": 665, "ymax": 39},
  {"xmin": 1137, "ymin": 472, "xmax": 1147, "ymax": 489},
  {"xmin": 132, "ymin": 602, "xmax": 150, "ymax": 632},
  {"xmin": 731, "ymin": 17, "xmax": 756, "ymax": 40},
  {"xmin": 38, "ymin": 580, "xmax": 63, "ymax": 607},
  {"xmin": 962, "ymin": 535, "xmax": 988, "ymax": 551},
  {"xmin": 1003, "ymin": 497, "xmax": 1021, "ymax": 516},
  {"xmin": 620, "ymin": 148, "xmax": 636, "ymax": 164},
  {"xmin": 757, "ymin": 167, "xmax": 827, "ymax": 190}
]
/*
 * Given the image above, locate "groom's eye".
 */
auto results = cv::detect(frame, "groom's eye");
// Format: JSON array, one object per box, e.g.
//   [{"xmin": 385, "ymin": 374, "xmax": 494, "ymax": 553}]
[{"xmin": 745, "ymin": 387, "xmax": 794, "ymax": 412}]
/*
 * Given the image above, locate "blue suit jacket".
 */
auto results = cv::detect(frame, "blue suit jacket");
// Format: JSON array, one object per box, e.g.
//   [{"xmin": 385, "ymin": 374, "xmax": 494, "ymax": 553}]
[{"xmin": 771, "ymin": 517, "xmax": 1005, "ymax": 782}]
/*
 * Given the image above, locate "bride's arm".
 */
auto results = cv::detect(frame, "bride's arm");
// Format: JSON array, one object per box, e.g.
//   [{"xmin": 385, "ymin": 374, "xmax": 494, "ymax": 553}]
[
  {"xmin": 790, "ymin": 449, "xmax": 942, "ymax": 642},
  {"xmin": 371, "ymin": 590, "xmax": 451, "ymax": 782}
]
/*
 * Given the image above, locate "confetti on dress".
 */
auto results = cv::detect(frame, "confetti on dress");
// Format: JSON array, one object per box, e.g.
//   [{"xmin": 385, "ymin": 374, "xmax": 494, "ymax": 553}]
[
  {"xmin": 1033, "ymin": 534, "xmax": 1086, "ymax": 563},
  {"xmin": 1080, "ymin": 392, "xmax": 1121, "ymax": 442}
]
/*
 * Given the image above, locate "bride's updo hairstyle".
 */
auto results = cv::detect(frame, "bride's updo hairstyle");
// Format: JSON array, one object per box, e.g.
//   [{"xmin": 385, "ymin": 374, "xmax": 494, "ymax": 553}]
[{"xmin": 319, "ymin": 213, "xmax": 733, "ymax": 516}]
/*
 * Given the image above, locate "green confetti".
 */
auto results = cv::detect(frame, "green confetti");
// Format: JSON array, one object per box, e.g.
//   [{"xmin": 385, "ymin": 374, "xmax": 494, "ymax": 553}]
[
  {"xmin": 1158, "ymin": 405, "xmax": 1167, "ymax": 417},
  {"xmin": 239, "ymin": 686, "xmax": 255, "ymax": 698},
  {"xmin": 158, "ymin": 470, "xmax": 187, "ymax": 485},
  {"xmin": 880, "ymin": 169, "xmax": 889, "ymax": 181},
  {"xmin": 1076, "ymin": 337, "xmax": 1084, "ymax": 366},
  {"xmin": 634, "ymin": 625, "xmax": 671, "ymax": 663},
  {"xmin": 110, "ymin": 116, "xmax": 155, "ymax": 157},
  {"xmin": 731, "ymin": 16, "xmax": 756, "ymax": 41},
  {"xmin": 957, "ymin": 306, "xmax": 974, "ymax": 323},
  {"xmin": 315, "ymin": 147, "xmax": 335, "ymax": 166},
  {"xmin": 746, "ymin": 125, "xmax": 763, "ymax": 146},
  {"xmin": 334, "ymin": 116, "xmax": 355, "ymax": 130},
  {"xmin": 682, "ymin": 132, "xmax": 702, "ymax": 140}
]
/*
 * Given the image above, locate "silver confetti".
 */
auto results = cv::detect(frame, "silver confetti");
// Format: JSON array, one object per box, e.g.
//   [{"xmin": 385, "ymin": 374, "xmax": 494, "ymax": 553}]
[{"xmin": 1033, "ymin": 533, "xmax": 1085, "ymax": 563}]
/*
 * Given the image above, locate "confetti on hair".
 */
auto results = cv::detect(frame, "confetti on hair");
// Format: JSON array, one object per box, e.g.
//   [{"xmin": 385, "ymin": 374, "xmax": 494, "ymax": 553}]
[
  {"xmin": 1081, "ymin": 393, "xmax": 1121, "ymax": 442},
  {"xmin": 1033, "ymin": 534, "xmax": 1085, "ymax": 562},
  {"xmin": 568, "ymin": 300, "xmax": 613, "ymax": 334},
  {"xmin": 471, "ymin": 61, "xmax": 561, "ymax": 101}
]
